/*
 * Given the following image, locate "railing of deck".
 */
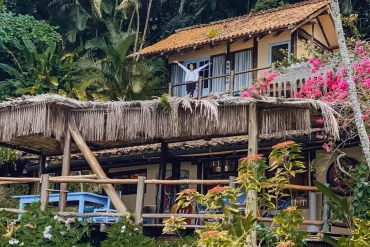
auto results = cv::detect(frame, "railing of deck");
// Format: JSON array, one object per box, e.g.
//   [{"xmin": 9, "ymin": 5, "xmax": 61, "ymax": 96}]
[
  {"xmin": 168, "ymin": 62, "xmax": 334, "ymax": 100},
  {"xmin": 0, "ymin": 175, "xmax": 331, "ymax": 232},
  {"xmin": 169, "ymin": 66, "xmax": 271, "ymax": 99}
]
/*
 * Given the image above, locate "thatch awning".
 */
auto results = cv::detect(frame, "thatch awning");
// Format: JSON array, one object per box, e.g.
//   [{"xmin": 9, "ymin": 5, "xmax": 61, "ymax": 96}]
[{"xmin": 0, "ymin": 94, "xmax": 339, "ymax": 156}]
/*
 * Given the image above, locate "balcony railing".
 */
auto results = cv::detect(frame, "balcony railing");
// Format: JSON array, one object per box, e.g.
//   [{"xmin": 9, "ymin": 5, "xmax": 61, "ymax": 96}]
[{"xmin": 168, "ymin": 62, "xmax": 334, "ymax": 99}]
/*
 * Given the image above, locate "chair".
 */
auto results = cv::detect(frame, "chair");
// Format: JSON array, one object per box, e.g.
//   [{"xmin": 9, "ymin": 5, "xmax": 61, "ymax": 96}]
[{"xmin": 92, "ymin": 192, "xmax": 121, "ymax": 223}]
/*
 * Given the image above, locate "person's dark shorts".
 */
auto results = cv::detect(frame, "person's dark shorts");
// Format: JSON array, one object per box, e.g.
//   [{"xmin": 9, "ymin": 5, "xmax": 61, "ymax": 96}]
[{"xmin": 186, "ymin": 81, "xmax": 196, "ymax": 96}]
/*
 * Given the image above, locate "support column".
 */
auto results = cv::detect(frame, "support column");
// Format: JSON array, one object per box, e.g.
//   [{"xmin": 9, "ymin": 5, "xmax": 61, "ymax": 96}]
[
  {"xmin": 196, "ymin": 162, "xmax": 203, "ymax": 193},
  {"xmin": 252, "ymin": 37, "xmax": 259, "ymax": 81},
  {"xmin": 156, "ymin": 141, "xmax": 168, "ymax": 214},
  {"xmin": 171, "ymin": 161, "xmax": 181, "ymax": 207},
  {"xmin": 38, "ymin": 154, "xmax": 46, "ymax": 194},
  {"xmin": 58, "ymin": 130, "xmax": 71, "ymax": 212},
  {"xmin": 40, "ymin": 174, "xmax": 50, "ymax": 211},
  {"xmin": 247, "ymin": 103, "xmax": 258, "ymax": 245},
  {"xmin": 68, "ymin": 121, "xmax": 127, "ymax": 213}
]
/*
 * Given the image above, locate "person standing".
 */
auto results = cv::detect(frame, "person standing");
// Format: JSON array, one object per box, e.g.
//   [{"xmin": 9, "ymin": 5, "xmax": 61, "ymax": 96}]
[{"xmin": 174, "ymin": 60, "xmax": 211, "ymax": 97}]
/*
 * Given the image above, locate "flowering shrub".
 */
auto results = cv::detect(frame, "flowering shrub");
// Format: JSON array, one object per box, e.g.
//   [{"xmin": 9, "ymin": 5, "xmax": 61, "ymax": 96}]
[
  {"xmin": 0, "ymin": 203, "xmax": 91, "ymax": 247},
  {"xmin": 164, "ymin": 141, "xmax": 309, "ymax": 247},
  {"xmin": 240, "ymin": 71, "xmax": 279, "ymax": 97}
]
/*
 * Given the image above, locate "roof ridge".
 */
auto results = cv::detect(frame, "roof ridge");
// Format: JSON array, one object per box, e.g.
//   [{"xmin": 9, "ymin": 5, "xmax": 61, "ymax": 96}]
[{"xmin": 175, "ymin": 0, "xmax": 328, "ymax": 33}]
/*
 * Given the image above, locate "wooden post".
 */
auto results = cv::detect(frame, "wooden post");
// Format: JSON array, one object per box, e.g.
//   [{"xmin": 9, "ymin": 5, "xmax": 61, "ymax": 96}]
[
  {"xmin": 38, "ymin": 154, "xmax": 46, "ymax": 194},
  {"xmin": 58, "ymin": 130, "xmax": 71, "ymax": 212},
  {"xmin": 229, "ymin": 70, "xmax": 235, "ymax": 96},
  {"xmin": 252, "ymin": 37, "xmax": 259, "ymax": 81},
  {"xmin": 311, "ymin": 23, "xmax": 315, "ymax": 45},
  {"xmin": 168, "ymin": 82, "xmax": 172, "ymax": 96},
  {"xmin": 171, "ymin": 161, "xmax": 181, "ymax": 207},
  {"xmin": 68, "ymin": 121, "xmax": 127, "ymax": 213},
  {"xmin": 135, "ymin": 176, "xmax": 146, "ymax": 224},
  {"xmin": 156, "ymin": 141, "xmax": 168, "ymax": 214},
  {"xmin": 247, "ymin": 103, "xmax": 258, "ymax": 245},
  {"xmin": 229, "ymin": 176, "xmax": 236, "ymax": 188},
  {"xmin": 197, "ymin": 78, "xmax": 202, "ymax": 100},
  {"xmin": 40, "ymin": 174, "xmax": 50, "ymax": 211},
  {"xmin": 196, "ymin": 162, "xmax": 203, "ymax": 193},
  {"xmin": 322, "ymin": 184, "xmax": 330, "ymax": 233}
]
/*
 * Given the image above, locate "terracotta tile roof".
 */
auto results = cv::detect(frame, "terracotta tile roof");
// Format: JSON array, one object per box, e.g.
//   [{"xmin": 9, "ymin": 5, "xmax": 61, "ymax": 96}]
[{"xmin": 139, "ymin": 0, "xmax": 329, "ymax": 56}]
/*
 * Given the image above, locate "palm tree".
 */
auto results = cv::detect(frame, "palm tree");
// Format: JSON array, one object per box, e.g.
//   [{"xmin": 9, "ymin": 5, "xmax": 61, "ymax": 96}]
[{"xmin": 75, "ymin": 23, "xmax": 164, "ymax": 100}]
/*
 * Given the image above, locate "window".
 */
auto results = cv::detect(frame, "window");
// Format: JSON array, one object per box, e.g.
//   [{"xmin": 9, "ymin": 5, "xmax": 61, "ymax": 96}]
[
  {"xmin": 234, "ymin": 50, "xmax": 252, "ymax": 91},
  {"xmin": 109, "ymin": 169, "xmax": 147, "ymax": 195},
  {"xmin": 269, "ymin": 41, "xmax": 290, "ymax": 65}
]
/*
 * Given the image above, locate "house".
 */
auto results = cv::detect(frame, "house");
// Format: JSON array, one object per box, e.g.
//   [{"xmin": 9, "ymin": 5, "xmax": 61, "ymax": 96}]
[
  {"xmin": 138, "ymin": 0, "xmax": 339, "ymax": 98},
  {"xmin": 7, "ymin": 0, "xmax": 359, "ymax": 238}
]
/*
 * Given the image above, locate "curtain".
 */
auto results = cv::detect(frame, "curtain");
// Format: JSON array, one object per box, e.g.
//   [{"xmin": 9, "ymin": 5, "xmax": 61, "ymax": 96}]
[
  {"xmin": 211, "ymin": 55, "xmax": 226, "ymax": 93},
  {"xmin": 171, "ymin": 64, "xmax": 185, "ymax": 97},
  {"xmin": 234, "ymin": 50, "xmax": 252, "ymax": 91}
]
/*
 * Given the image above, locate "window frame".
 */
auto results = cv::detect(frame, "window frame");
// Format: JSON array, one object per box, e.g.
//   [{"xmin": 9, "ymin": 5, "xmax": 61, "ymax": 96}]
[{"xmin": 268, "ymin": 41, "xmax": 291, "ymax": 66}]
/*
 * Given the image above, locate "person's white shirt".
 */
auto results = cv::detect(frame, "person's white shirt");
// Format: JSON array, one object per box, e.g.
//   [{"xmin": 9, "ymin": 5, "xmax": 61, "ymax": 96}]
[{"xmin": 176, "ymin": 62, "xmax": 210, "ymax": 81}]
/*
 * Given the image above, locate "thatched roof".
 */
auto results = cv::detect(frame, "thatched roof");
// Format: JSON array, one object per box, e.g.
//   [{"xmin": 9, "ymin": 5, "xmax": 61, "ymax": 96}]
[{"xmin": 0, "ymin": 94, "xmax": 339, "ymax": 156}]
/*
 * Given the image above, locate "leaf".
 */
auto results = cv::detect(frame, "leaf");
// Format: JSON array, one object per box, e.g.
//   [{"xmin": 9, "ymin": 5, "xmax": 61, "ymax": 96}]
[
  {"xmin": 49, "ymin": 76, "xmax": 59, "ymax": 86},
  {"xmin": 23, "ymin": 39, "xmax": 37, "ymax": 53}
]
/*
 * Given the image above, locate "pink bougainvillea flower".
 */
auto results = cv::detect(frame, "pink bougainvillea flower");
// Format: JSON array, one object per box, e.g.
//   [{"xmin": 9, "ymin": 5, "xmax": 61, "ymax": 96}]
[
  {"xmin": 316, "ymin": 119, "xmax": 324, "ymax": 124},
  {"xmin": 322, "ymin": 143, "xmax": 330, "ymax": 152},
  {"xmin": 362, "ymin": 115, "xmax": 369, "ymax": 121}
]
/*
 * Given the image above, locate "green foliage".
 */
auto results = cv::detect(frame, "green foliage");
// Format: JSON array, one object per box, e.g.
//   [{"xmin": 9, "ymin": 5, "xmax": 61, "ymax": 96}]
[
  {"xmin": 0, "ymin": 12, "xmax": 61, "ymax": 45},
  {"xmin": 0, "ymin": 147, "xmax": 18, "ymax": 167},
  {"xmin": 165, "ymin": 141, "xmax": 309, "ymax": 246},
  {"xmin": 0, "ymin": 203, "xmax": 91, "ymax": 247},
  {"xmin": 76, "ymin": 25, "xmax": 164, "ymax": 101},
  {"xmin": 352, "ymin": 163, "xmax": 370, "ymax": 219},
  {"xmin": 251, "ymin": 0, "xmax": 285, "ymax": 13},
  {"xmin": 0, "ymin": 40, "xmax": 80, "ymax": 100},
  {"xmin": 101, "ymin": 218, "xmax": 155, "ymax": 247}
]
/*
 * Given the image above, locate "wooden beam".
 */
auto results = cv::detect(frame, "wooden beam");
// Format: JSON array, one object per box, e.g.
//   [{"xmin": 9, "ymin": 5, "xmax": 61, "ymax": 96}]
[
  {"xmin": 290, "ymin": 6, "xmax": 329, "ymax": 33},
  {"xmin": 311, "ymin": 23, "xmax": 315, "ymax": 45},
  {"xmin": 252, "ymin": 37, "xmax": 258, "ymax": 80},
  {"xmin": 38, "ymin": 154, "xmax": 46, "ymax": 194},
  {"xmin": 135, "ymin": 176, "xmax": 146, "ymax": 224},
  {"xmin": 317, "ymin": 17, "xmax": 330, "ymax": 47},
  {"xmin": 68, "ymin": 121, "xmax": 127, "ymax": 213},
  {"xmin": 291, "ymin": 31, "xmax": 298, "ymax": 57},
  {"xmin": 40, "ymin": 174, "xmax": 50, "ymax": 211},
  {"xmin": 58, "ymin": 131, "xmax": 71, "ymax": 212},
  {"xmin": 242, "ymin": 36, "xmax": 252, "ymax": 43},
  {"xmin": 156, "ymin": 141, "xmax": 168, "ymax": 214},
  {"xmin": 273, "ymin": 30, "xmax": 284, "ymax": 38},
  {"xmin": 247, "ymin": 103, "xmax": 258, "ymax": 245},
  {"xmin": 256, "ymin": 34, "xmax": 267, "ymax": 42}
]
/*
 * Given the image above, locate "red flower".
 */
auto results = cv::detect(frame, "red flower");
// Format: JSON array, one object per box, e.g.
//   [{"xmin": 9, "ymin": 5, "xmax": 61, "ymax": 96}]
[
  {"xmin": 208, "ymin": 185, "xmax": 228, "ymax": 194},
  {"xmin": 240, "ymin": 154, "xmax": 263, "ymax": 162},
  {"xmin": 272, "ymin": 141, "xmax": 295, "ymax": 149},
  {"xmin": 199, "ymin": 231, "xmax": 220, "ymax": 238},
  {"xmin": 177, "ymin": 189, "xmax": 196, "ymax": 195},
  {"xmin": 277, "ymin": 241, "xmax": 296, "ymax": 247}
]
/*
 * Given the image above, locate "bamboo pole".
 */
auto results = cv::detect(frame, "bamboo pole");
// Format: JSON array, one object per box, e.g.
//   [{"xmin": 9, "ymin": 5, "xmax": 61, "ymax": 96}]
[
  {"xmin": 247, "ymin": 103, "xmax": 258, "ymax": 245},
  {"xmin": 40, "ymin": 174, "xmax": 50, "ymax": 211},
  {"xmin": 49, "ymin": 178, "xmax": 138, "ymax": 184},
  {"xmin": 135, "ymin": 176, "xmax": 146, "ymax": 224},
  {"xmin": 0, "ymin": 177, "xmax": 40, "ymax": 182},
  {"xmin": 59, "ymin": 130, "xmax": 71, "ymax": 212},
  {"xmin": 68, "ymin": 121, "xmax": 127, "ymax": 213}
]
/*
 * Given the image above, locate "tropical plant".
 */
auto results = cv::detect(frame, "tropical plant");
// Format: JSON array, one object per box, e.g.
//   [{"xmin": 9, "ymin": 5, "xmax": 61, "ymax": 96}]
[
  {"xmin": 0, "ymin": 40, "xmax": 80, "ymax": 100},
  {"xmin": 76, "ymin": 24, "xmax": 164, "ymax": 101},
  {"xmin": 164, "ymin": 141, "xmax": 309, "ymax": 247},
  {"xmin": 0, "ymin": 203, "xmax": 92, "ymax": 247}
]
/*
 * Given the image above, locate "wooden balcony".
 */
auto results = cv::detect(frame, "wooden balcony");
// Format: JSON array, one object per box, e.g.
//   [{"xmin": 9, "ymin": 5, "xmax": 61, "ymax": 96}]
[{"xmin": 168, "ymin": 62, "xmax": 334, "ymax": 99}]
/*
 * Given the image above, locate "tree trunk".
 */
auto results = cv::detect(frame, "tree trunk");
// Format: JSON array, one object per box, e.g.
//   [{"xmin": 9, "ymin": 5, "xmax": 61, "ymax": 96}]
[
  {"xmin": 330, "ymin": 0, "xmax": 370, "ymax": 170},
  {"xmin": 137, "ymin": 0, "xmax": 153, "ymax": 58},
  {"xmin": 133, "ymin": 4, "xmax": 140, "ymax": 53},
  {"xmin": 178, "ymin": 0, "xmax": 186, "ymax": 14}
]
